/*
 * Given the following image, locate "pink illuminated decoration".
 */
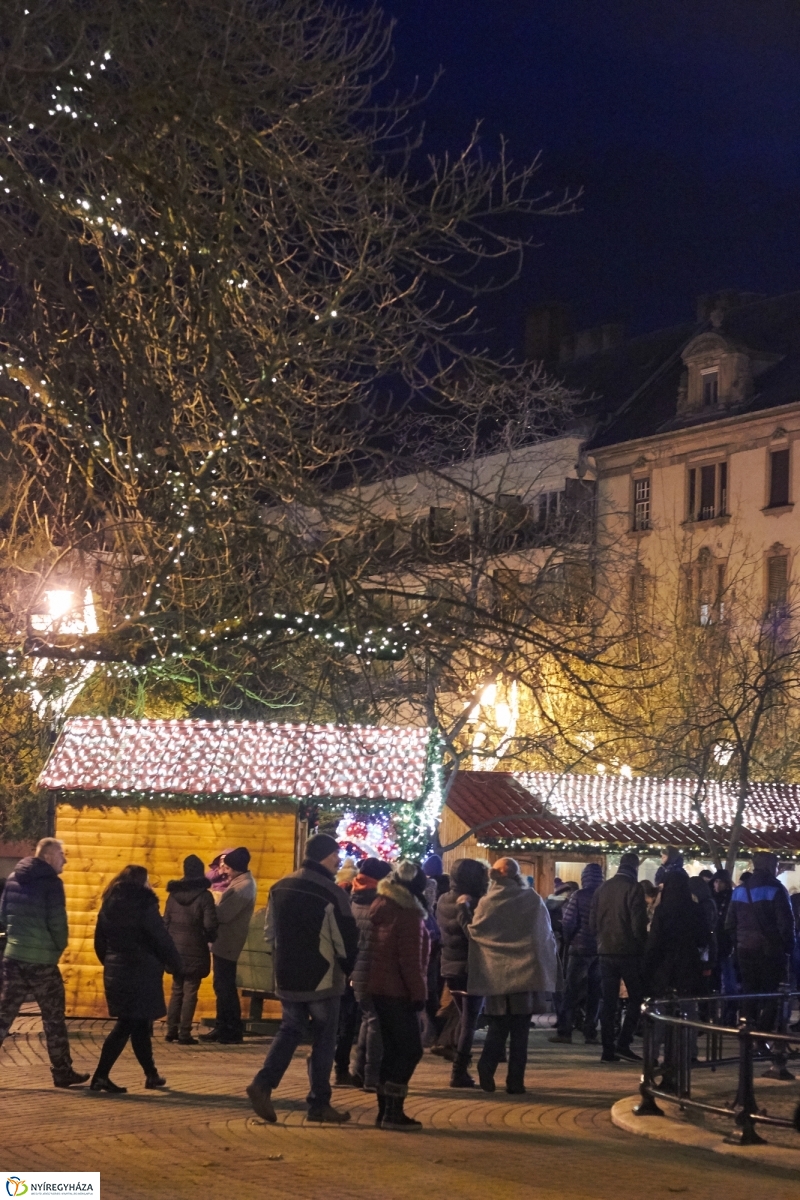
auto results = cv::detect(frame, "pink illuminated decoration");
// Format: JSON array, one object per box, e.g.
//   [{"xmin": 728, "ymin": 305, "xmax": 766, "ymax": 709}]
[{"xmin": 40, "ymin": 718, "xmax": 432, "ymax": 803}]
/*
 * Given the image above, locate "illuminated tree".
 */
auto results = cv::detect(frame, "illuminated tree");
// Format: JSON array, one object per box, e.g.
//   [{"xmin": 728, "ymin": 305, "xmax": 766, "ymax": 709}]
[{"xmin": 0, "ymin": 0, "xmax": 579, "ymax": 834}]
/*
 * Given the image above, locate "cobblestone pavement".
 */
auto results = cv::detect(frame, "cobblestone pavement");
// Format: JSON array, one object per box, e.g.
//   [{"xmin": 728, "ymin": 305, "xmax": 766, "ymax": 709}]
[{"xmin": 2, "ymin": 1018, "xmax": 799, "ymax": 1200}]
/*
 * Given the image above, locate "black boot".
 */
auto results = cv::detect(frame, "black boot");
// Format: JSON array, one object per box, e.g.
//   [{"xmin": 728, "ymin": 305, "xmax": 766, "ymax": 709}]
[
  {"xmin": 449, "ymin": 1052, "xmax": 476, "ymax": 1088},
  {"xmin": 375, "ymin": 1087, "xmax": 386, "ymax": 1128},
  {"xmin": 381, "ymin": 1083, "xmax": 421, "ymax": 1131}
]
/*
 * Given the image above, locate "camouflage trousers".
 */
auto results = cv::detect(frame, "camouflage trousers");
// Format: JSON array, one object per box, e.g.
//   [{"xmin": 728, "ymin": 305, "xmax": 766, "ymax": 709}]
[{"xmin": 0, "ymin": 959, "xmax": 73, "ymax": 1078}]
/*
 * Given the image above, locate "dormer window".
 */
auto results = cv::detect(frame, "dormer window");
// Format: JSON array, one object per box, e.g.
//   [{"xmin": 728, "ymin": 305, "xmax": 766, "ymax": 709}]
[
  {"xmin": 679, "ymin": 332, "xmax": 752, "ymax": 414},
  {"xmin": 701, "ymin": 369, "xmax": 719, "ymax": 407}
]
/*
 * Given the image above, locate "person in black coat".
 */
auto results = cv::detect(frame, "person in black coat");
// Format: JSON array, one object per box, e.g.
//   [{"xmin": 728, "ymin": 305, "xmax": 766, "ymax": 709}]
[
  {"xmin": 91, "ymin": 865, "xmax": 183, "ymax": 1093},
  {"xmin": 164, "ymin": 855, "xmax": 219, "ymax": 1045},
  {"xmin": 644, "ymin": 871, "xmax": 708, "ymax": 998},
  {"xmin": 435, "ymin": 858, "xmax": 488, "ymax": 1088}
]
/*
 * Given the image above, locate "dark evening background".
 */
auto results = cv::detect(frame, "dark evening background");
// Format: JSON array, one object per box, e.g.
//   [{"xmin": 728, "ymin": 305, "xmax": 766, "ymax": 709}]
[{"xmin": 368, "ymin": 0, "xmax": 800, "ymax": 358}]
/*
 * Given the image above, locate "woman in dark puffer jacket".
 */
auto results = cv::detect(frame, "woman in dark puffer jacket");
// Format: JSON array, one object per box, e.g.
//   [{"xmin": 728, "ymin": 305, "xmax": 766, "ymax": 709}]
[
  {"xmin": 366, "ymin": 861, "xmax": 430, "ymax": 1131},
  {"xmin": 91, "ymin": 865, "xmax": 183, "ymax": 1093},
  {"xmin": 164, "ymin": 855, "xmax": 219, "ymax": 1044},
  {"xmin": 436, "ymin": 858, "xmax": 489, "ymax": 1088}
]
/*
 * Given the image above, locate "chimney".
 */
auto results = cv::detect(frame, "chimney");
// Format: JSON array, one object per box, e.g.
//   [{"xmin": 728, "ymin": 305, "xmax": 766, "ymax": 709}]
[
  {"xmin": 524, "ymin": 304, "xmax": 572, "ymax": 363},
  {"xmin": 559, "ymin": 322, "xmax": 625, "ymax": 364},
  {"xmin": 695, "ymin": 290, "xmax": 765, "ymax": 323}
]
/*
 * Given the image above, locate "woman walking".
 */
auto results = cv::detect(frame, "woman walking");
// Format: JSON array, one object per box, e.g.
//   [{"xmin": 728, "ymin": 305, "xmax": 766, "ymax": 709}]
[
  {"xmin": 164, "ymin": 855, "xmax": 219, "ymax": 1045},
  {"xmin": 436, "ymin": 858, "xmax": 489, "ymax": 1087},
  {"xmin": 91, "ymin": 865, "xmax": 183, "ymax": 1093},
  {"xmin": 367, "ymin": 861, "xmax": 430, "ymax": 1130}
]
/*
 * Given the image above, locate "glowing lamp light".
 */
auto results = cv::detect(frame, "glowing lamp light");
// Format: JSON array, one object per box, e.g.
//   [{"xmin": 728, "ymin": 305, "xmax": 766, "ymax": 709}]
[{"xmin": 46, "ymin": 589, "xmax": 74, "ymax": 620}]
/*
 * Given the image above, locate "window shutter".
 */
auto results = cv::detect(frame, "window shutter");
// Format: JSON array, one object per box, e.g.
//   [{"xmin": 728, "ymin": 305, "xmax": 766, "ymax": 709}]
[
  {"xmin": 769, "ymin": 449, "xmax": 790, "ymax": 508},
  {"xmin": 767, "ymin": 555, "xmax": 788, "ymax": 608}
]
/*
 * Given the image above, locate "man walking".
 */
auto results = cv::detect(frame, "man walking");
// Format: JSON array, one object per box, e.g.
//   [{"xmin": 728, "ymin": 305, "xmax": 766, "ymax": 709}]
[
  {"xmin": 725, "ymin": 852, "xmax": 795, "ymax": 1030},
  {"xmin": 199, "ymin": 847, "xmax": 256, "ymax": 1044},
  {"xmin": 590, "ymin": 851, "xmax": 648, "ymax": 1063},
  {"xmin": 0, "ymin": 838, "xmax": 89, "ymax": 1088},
  {"xmin": 246, "ymin": 833, "xmax": 358, "ymax": 1124}
]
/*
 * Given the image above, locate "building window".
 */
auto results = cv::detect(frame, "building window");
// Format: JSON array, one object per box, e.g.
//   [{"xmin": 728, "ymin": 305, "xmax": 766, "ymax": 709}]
[
  {"xmin": 767, "ymin": 554, "xmax": 788, "ymax": 611},
  {"xmin": 768, "ymin": 448, "xmax": 790, "ymax": 508},
  {"xmin": 633, "ymin": 476, "xmax": 651, "ymax": 531},
  {"xmin": 687, "ymin": 461, "xmax": 727, "ymax": 522},
  {"xmin": 686, "ymin": 552, "xmax": 725, "ymax": 625},
  {"xmin": 701, "ymin": 368, "xmax": 719, "ymax": 407},
  {"xmin": 537, "ymin": 489, "xmax": 563, "ymax": 530}
]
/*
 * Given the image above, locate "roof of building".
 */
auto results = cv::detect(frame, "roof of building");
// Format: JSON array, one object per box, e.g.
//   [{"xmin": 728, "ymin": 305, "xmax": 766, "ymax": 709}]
[
  {"xmin": 556, "ymin": 291, "xmax": 800, "ymax": 451},
  {"xmin": 445, "ymin": 769, "xmax": 800, "ymax": 853},
  {"xmin": 39, "ymin": 717, "xmax": 432, "ymax": 804}
]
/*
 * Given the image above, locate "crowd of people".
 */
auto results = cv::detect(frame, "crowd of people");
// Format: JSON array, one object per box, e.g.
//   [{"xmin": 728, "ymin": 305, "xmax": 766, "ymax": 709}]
[{"xmin": 1, "ymin": 835, "xmax": 799, "ymax": 1132}]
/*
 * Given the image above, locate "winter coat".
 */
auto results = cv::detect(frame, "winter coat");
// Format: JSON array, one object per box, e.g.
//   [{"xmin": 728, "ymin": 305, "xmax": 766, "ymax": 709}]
[
  {"xmin": 688, "ymin": 876, "xmax": 718, "ymax": 966},
  {"xmin": 654, "ymin": 851, "xmax": 686, "ymax": 887},
  {"xmin": 465, "ymin": 875, "xmax": 559, "ymax": 997},
  {"xmin": 94, "ymin": 883, "xmax": 183, "ymax": 1021},
  {"xmin": 562, "ymin": 866, "xmax": 604, "ymax": 957},
  {"xmin": 366, "ymin": 877, "xmax": 431, "ymax": 1004},
  {"xmin": 210, "ymin": 870, "xmax": 257, "ymax": 962},
  {"xmin": 725, "ymin": 869, "xmax": 795, "ymax": 959},
  {"xmin": 644, "ymin": 880, "xmax": 708, "ymax": 996},
  {"xmin": 350, "ymin": 875, "xmax": 380, "ymax": 1002},
  {"xmin": 265, "ymin": 861, "xmax": 359, "ymax": 1002},
  {"xmin": 164, "ymin": 876, "xmax": 219, "ymax": 979},
  {"xmin": 436, "ymin": 858, "xmax": 488, "ymax": 983},
  {"xmin": 714, "ymin": 888, "xmax": 733, "ymax": 959},
  {"xmin": 0, "ymin": 857, "xmax": 68, "ymax": 965},
  {"xmin": 590, "ymin": 871, "xmax": 648, "ymax": 957}
]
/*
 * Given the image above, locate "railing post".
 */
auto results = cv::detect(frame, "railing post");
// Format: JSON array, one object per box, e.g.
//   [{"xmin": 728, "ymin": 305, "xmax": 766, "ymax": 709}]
[
  {"xmin": 634, "ymin": 1003, "xmax": 664, "ymax": 1117},
  {"xmin": 727, "ymin": 1018, "xmax": 766, "ymax": 1146}
]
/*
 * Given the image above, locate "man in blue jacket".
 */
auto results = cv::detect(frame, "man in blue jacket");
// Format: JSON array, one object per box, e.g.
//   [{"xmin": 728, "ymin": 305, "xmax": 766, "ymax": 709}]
[
  {"xmin": 0, "ymin": 838, "xmax": 89, "ymax": 1087},
  {"xmin": 549, "ymin": 863, "xmax": 604, "ymax": 1045},
  {"xmin": 725, "ymin": 852, "xmax": 795, "ymax": 1030}
]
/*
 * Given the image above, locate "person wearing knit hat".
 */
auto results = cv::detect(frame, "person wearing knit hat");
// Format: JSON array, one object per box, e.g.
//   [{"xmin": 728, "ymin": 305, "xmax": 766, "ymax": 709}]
[
  {"xmin": 589, "ymin": 854, "xmax": 647, "ymax": 1063},
  {"xmin": 164, "ymin": 856, "xmax": 219, "ymax": 1044},
  {"xmin": 365, "ymin": 861, "xmax": 432, "ymax": 1130},
  {"xmin": 338, "ymin": 857, "xmax": 393, "ymax": 1090},
  {"xmin": 246, "ymin": 832, "xmax": 358, "ymax": 1125},
  {"xmin": 198, "ymin": 847, "xmax": 256, "ymax": 1045},
  {"xmin": 549, "ymin": 863, "xmax": 604, "ymax": 1047}
]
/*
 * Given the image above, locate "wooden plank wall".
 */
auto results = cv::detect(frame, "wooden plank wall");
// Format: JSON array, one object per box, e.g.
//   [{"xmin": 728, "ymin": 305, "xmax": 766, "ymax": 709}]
[{"xmin": 56, "ymin": 804, "xmax": 297, "ymax": 1019}]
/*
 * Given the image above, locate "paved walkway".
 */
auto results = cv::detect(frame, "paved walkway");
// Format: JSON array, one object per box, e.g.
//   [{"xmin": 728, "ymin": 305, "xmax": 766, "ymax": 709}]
[{"xmin": 2, "ymin": 1018, "xmax": 800, "ymax": 1199}]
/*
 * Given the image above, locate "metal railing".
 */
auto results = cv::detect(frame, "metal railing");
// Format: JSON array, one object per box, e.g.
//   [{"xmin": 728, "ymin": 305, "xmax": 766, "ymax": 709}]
[{"xmin": 635, "ymin": 989, "xmax": 800, "ymax": 1146}]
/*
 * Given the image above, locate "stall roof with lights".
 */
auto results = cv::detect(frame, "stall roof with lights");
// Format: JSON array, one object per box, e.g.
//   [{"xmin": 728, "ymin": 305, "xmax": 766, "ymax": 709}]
[
  {"xmin": 40, "ymin": 717, "xmax": 434, "ymax": 805},
  {"xmin": 446, "ymin": 770, "xmax": 800, "ymax": 853}
]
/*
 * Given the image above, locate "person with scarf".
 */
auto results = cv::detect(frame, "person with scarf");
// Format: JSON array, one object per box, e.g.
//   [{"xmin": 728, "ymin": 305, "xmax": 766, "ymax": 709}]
[
  {"xmin": 348, "ymin": 856, "xmax": 392, "ymax": 1089},
  {"xmin": 436, "ymin": 858, "xmax": 489, "ymax": 1087},
  {"xmin": 464, "ymin": 857, "xmax": 558, "ymax": 1095},
  {"xmin": 365, "ymin": 860, "xmax": 431, "ymax": 1130},
  {"xmin": 589, "ymin": 852, "xmax": 647, "ymax": 1063}
]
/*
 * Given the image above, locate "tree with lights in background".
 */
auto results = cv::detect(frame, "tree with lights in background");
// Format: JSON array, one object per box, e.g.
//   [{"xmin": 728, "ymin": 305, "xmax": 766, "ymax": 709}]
[{"xmin": 1, "ymin": 0, "xmax": 626, "ymax": 843}]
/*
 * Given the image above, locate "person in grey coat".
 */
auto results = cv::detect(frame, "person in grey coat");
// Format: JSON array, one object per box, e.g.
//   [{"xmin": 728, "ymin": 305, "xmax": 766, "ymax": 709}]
[
  {"xmin": 164, "ymin": 855, "xmax": 219, "ymax": 1044},
  {"xmin": 199, "ymin": 847, "xmax": 256, "ymax": 1044}
]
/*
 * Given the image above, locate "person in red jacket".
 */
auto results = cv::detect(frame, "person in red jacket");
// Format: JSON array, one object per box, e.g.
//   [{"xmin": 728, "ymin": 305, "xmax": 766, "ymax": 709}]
[{"xmin": 365, "ymin": 860, "xmax": 430, "ymax": 1131}]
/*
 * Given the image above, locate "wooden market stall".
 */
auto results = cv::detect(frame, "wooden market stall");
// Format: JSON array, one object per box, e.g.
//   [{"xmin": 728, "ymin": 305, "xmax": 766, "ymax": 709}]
[
  {"xmin": 39, "ymin": 717, "xmax": 434, "ymax": 1018},
  {"xmin": 443, "ymin": 769, "xmax": 800, "ymax": 897}
]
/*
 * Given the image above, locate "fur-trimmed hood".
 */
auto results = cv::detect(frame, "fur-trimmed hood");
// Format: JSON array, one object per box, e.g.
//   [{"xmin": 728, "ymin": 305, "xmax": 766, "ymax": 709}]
[{"xmin": 376, "ymin": 875, "xmax": 426, "ymax": 914}]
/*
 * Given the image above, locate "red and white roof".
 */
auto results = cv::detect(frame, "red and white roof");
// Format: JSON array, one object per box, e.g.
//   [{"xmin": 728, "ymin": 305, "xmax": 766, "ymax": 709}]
[
  {"xmin": 446, "ymin": 770, "xmax": 800, "ymax": 851},
  {"xmin": 40, "ymin": 718, "xmax": 431, "ymax": 804}
]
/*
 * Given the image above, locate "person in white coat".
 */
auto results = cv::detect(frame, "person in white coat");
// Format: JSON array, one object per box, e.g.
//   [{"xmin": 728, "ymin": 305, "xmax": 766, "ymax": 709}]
[{"xmin": 462, "ymin": 857, "xmax": 558, "ymax": 1094}]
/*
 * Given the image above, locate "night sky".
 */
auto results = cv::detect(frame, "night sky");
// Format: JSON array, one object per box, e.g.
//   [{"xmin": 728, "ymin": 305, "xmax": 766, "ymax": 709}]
[{"xmin": 374, "ymin": 0, "xmax": 800, "ymax": 358}]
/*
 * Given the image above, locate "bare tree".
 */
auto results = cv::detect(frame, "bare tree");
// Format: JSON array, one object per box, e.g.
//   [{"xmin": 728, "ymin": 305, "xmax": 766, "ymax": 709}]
[{"xmin": 0, "ymin": 0, "xmax": 579, "ymax": 834}]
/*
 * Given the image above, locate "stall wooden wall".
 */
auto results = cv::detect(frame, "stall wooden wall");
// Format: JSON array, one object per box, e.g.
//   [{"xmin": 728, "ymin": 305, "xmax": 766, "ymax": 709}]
[{"xmin": 55, "ymin": 804, "xmax": 297, "ymax": 1019}]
